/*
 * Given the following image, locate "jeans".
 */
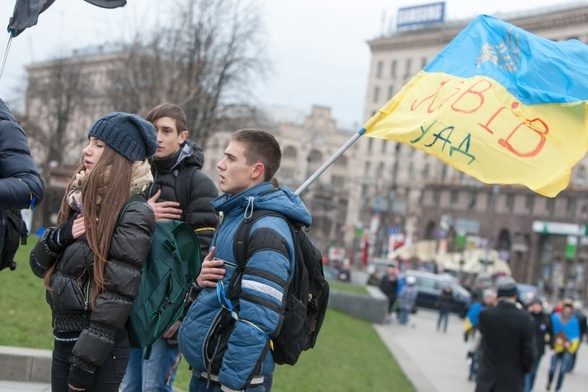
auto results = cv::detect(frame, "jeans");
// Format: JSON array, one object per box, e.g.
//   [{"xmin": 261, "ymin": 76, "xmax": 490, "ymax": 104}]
[
  {"xmin": 548, "ymin": 351, "xmax": 573, "ymax": 391},
  {"xmin": 437, "ymin": 310, "xmax": 449, "ymax": 332},
  {"xmin": 120, "ymin": 338, "xmax": 181, "ymax": 392},
  {"xmin": 189, "ymin": 371, "xmax": 266, "ymax": 392},
  {"xmin": 524, "ymin": 354, "xmax": 542, "ymax": 392},
  {"xmin": 52, "ymin": 330, "xmax": 130, "ymax": 392},
  {"xmin": 399, "ymin": 309, "xmax": 410, "ymax": 325}
]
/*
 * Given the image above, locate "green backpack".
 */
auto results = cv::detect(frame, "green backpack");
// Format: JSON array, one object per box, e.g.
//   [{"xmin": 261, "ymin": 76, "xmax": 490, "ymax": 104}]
[{"xmin": 119, "ymin": 196, "xmax": 201, "ymax": 353}]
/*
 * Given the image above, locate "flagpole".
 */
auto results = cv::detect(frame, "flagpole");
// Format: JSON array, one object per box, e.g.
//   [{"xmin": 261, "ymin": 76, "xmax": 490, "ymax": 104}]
[
  {"xmin": 294, "ymin": 110, "xmax": 386, "ymax": 196},
  {"xmin": 0, "ymin": 32, "xmax": 14, "ymax": 82},
  {"xmin": 295, "ymin": 128, "xmax": 365, "ymax": 196}
]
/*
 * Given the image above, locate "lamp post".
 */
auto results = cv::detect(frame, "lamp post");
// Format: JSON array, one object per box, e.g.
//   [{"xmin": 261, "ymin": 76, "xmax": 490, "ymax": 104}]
[{"xmin": 482, "ymin": 185, "xmax": 500, "ymax": 273}]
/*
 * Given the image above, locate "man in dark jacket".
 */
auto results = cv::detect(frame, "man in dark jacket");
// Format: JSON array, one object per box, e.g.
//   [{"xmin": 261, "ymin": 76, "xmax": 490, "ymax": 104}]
[
  {"xmin": 475, "ymin": 276, "xmax": 537, "ymax": 392},
  {"xmin": 0, "ymin": 98, "xmax": 44, "ymax": 270},
  {"xmin": 379, "ymin": 266, "xmax": 398, "ymax": 322},
  {"xmin": 121, "ymin": 103, "xmax": 218, "ymax": 392},
  {"xmin": 525, "ymin": 298, "xmax": 552, "ymax": 392}
]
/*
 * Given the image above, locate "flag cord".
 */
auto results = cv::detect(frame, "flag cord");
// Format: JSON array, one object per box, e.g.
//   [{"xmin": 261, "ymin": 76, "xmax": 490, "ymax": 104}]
[{"xmin": 0, "ymin": 32, "xmax": 13, "ymax": 82}]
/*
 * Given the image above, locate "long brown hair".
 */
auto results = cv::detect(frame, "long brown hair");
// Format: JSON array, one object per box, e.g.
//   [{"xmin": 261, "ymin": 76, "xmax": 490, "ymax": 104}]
[{"xmin": 45, "ymin": 144, "xmax": 133, "ymax": 307}]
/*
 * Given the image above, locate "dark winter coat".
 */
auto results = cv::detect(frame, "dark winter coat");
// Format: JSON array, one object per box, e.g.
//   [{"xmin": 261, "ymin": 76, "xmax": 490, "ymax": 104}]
[
  {"xmin": 436, "ymin": 289, "xmax": 455, "ymax": 311},
  {"xmin": 29, "ymin": 198, "xmax": 155, "ymax": 387},
  {"xmin": 379, "ymin": 273, "xmax": 398, "ymax": 302},
  {"xmin": 0, "ymin": 98, "xmax": 44, "ymax": 251},
  {"xmin": 145, "ymin": 140, "xmax": 218, "ymax": 254},
  {"xmin": 530, "ymin": 311, "xmax": 552, "ymax": 357},
  {"xmin": 475, "ymin": 300, "xmax": 537, "ymax": 392}
]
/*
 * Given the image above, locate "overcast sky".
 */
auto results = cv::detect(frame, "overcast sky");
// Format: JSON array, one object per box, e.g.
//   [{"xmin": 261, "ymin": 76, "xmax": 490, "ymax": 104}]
[{"xmin": 0, "ymin": 0, "xmax": 583, "ymax": 130}]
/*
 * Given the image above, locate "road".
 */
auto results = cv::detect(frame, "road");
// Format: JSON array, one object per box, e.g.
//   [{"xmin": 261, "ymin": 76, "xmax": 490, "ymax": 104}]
[{"xmin": 374, "ymin": 308, "xmax": 588, "ymax": 392}]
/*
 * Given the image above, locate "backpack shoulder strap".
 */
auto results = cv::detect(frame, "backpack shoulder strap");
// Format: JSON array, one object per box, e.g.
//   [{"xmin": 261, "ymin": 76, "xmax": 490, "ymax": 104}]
[
  {"xmin": 117, "ymin": 193, "xmax": 146, "ymax": 223},
  {"xmin": 233, "ymin": 209, "xmax": 291, "ymax": 270}
]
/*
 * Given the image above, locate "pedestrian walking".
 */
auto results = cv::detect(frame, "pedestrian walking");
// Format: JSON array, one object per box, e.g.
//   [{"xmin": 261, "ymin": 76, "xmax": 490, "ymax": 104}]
[
  {"xmin": 524, "ymin": 298, "xmax": 552, "ymax": 392},
  {"xmin": 398, "ymin": 275, "xmax": 418, "ymax": 326},
  {"xmin": 178, "ymin": 129, "xmax": 313, "ymax": 391},
  {"xmin": 436, "ymin": 285, "xmax": 455, "ymax": 332},
  {"xmin": 121, "ymin": 103, "xmax": 219, "ymax": 392},
  {"xmin": 569, "ymin": 300, "xmax": 586, "ymax": 372},
  {"xmin": 475, "ymin": 276, "xmax": 536, "ymax": 392},
  {"xmin": 546, "ymin": 299, "xmax": 581, "ymax": 392},
  {"xmin": 29, "ymin": 112, "xmax": 158, "ymax": 392},
  {"xmin": 379, "ymin": 266, "xmax": 398, "ymax": 322}
]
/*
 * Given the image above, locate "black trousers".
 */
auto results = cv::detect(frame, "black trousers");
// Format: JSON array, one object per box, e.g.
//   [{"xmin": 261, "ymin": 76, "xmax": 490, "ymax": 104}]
[{"xmin": 51, "ymin": 329, "xmax": 130, "ymax": 392}]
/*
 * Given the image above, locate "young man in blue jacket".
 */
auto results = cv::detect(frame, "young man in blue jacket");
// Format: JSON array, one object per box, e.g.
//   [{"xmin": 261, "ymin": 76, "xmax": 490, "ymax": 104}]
[{"xmin": 179, "ymin": 128, "xmax": 312, "ymax": 391}]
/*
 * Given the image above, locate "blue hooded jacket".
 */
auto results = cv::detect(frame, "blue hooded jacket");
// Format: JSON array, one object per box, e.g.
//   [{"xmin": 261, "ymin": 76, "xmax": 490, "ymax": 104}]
[{"xmin": 179, "ymin": 182, "xmax": 312, "ymax": 390}]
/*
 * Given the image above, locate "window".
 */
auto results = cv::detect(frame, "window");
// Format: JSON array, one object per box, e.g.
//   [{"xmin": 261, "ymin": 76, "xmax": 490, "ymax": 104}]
[
  {"xmin": 283, "ymin": 146, "xmax": 297, "ymax": 159},
  {"xmin": 391, "ymin": 60, "xmax": 397, "ymax": 78},
  {"xmin": 505, "ymin": 193, "xmax": 514, "ymax": 213},
  {"xmin": 577, "ymin": 165, "xmax": 587, "ymax": 186},
  {"xmin": 381, "ymin": 139, "xmax": 387, "ymax": 153},
  {"xmin": 388, "ymin": 85, "xmax": 395, "ymax": 99},
  {"xmin": 441, "ymin": 165, "xmax": 448, "ymax": 181},
  {"xmin": 405, "ymin": 58, "xmax": 413, "ymax": 77},
  {"xmin": 422, "ymin": 164, "xmax": 430, "ymax": 179},
  {"xmin": 546, "ymin": 198, "xmax": 554, "ymax": 217},
  {"xmin": 525, "ymin": 195, "xmax": 534, "ymax": 214},
  {"xmin": 451, "ymin": 190, "xmax": 459, "ymax": 208},
  {"xmin": 421, "ymin": 56, "xmax": 428, "ymax": 69},
  {"xmin": 433, "ymin": 189, "xmax": 441, "ymax": 205},
  {"xmin": 376, "ymin": 61, "xmax": 383, "ymax": 78},
  {"xmin": 368, "ymin": 138, "xmax": 374, "ymax": 152},
  {"xmin": 376, "ymin": 162, "xmax": 384, "ymax": 179},
  {"xmin": 373, "ymin": 86, "xmax": 380, "ymax": 102},
  {"xmin": 566, "ymin": 197, "xmax": 576, "ymax": 217}
]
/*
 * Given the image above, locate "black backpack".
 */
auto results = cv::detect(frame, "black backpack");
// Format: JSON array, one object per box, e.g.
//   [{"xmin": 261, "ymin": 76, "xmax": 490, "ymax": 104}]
[
  {"xmin": 0, "ymin": 209, "xmax": 28, "ymax": 272},
  {"xmin": 119, "ymin": 196, "xmax": 202, "ymax": 356},
  {"xmin": 231, "ymin": 209, "xmax": 329, "ymax": 365}
]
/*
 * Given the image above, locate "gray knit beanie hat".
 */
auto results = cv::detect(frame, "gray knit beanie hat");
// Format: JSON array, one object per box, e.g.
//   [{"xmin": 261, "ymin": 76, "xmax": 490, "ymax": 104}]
[{"xmin": 87, "ymin": 112, "xmax": 158, "ymax": 162}]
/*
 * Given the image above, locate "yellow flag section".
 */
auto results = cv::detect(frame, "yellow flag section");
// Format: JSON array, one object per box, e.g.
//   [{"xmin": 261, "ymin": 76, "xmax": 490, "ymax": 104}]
[{"xmin": 363, "ymin": 15, "xmax": 588, "ymax": 198}]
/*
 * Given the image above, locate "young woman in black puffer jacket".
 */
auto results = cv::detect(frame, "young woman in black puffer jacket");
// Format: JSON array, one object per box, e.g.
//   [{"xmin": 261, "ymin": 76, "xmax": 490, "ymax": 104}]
[{"xmin": 30, "ymin": 112, "xmax": 158, "ymax": 392}]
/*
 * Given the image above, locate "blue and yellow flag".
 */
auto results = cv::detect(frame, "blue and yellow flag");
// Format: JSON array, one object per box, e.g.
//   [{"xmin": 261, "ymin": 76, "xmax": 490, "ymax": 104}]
[{"xmin": 363, "ymin": 15, "xmax": 588, "ymax": 197}]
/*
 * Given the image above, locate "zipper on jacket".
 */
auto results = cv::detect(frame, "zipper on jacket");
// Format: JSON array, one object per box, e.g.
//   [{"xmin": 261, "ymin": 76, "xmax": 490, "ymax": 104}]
[{"xmin": 76, "ymin": 268, "xmax": 91, "ymax": 311}]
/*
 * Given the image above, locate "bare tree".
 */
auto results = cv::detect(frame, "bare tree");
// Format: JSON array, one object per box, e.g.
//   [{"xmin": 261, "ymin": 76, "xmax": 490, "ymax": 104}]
[
  {"xmin": 21, "ymin": 58, "xmax": 93, "ymax": 227},
  {"xmin": 105, "ymin": 0, "xmax": 269, "ymax": 147},
  {"xmin": 24, "ymin": 58, "xmax": 92, "ymax": 166}
]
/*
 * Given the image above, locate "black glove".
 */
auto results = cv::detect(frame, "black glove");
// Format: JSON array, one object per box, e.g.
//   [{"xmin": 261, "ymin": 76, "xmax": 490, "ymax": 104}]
[{"xmin": 48, "ymin": 214, "xmax": 77, "ymax": 252}]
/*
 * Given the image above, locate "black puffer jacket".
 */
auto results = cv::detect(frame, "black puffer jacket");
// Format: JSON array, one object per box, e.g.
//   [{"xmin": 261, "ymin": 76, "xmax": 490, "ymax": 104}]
[
  {"xmin": 0, "ymin": 98, "xmax": 44, "ymax": 252},
  {"xmin": 30, "ymin": 198, "xmax": 155, "ymax": 387},
  {"xmin": 0, "ymin": 98, "xmax": 44, "ymax": 210},
  {"xmin": 145, "ymin": 139, "xmax": 218, "ymax": 254}
]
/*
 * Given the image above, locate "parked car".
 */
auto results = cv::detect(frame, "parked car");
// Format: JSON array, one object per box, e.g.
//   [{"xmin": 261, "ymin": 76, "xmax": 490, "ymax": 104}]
[
  {"xmin": 516, "ymin": 283, "xmax": 540, "ymax": 304},
  {"xmin": 323, "ymin": 265, "xmax": 352, "ymax": 283},
  {"xmin": 399, "ymin": 270, "xmax": 471, "ymax": 318}
]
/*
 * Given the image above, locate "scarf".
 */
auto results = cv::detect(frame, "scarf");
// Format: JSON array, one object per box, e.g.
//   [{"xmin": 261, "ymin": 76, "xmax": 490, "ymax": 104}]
[{"xmin": 67, "ymin": 159, "xmax": 153, "ymax": 213}]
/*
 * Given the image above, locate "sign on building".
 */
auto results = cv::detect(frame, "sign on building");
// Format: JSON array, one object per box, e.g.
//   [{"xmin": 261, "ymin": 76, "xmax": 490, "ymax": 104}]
[{"xmin": 397, "ymin": 2, "xmax": 445, "ymax": 29}]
